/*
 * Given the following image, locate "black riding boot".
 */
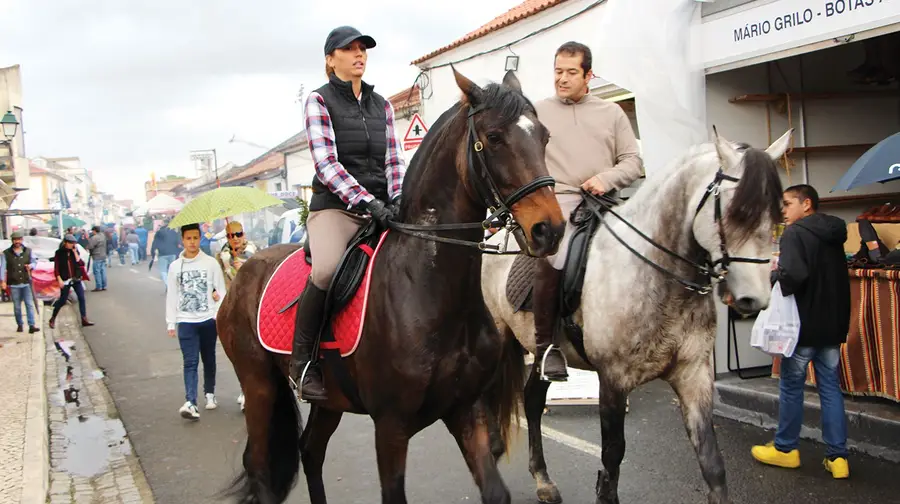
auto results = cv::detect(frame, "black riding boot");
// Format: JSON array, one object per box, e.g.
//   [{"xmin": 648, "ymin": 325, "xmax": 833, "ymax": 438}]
[
  {"xmin": 289, "ymin": 277, "xmax": 328, "ymax": 401},
  {"xmin": 533, "ymin": 260, "xmax": 568, "ymax": 381}
]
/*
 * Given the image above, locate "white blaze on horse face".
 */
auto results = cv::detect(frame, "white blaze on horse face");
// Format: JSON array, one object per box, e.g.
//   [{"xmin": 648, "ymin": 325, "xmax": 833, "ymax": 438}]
[{"xmin": 517, "ymin": 115, "xmax": 534, "ymax": 134}]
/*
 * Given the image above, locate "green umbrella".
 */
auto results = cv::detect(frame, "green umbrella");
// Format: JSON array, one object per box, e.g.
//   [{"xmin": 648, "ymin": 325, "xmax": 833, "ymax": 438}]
[
  {"xmin": 168, "ymin": 186, "xmax": 284, "ymax": 228},
  {"xmin": 59, "ymin": 215, "xmax": 86, "ymax": 228}
]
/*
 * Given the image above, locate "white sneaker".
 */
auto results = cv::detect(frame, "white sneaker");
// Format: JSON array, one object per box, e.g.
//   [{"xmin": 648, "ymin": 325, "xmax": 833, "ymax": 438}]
[
  {"xmin": 179, "ymin": 401, "xmax": 199, "ymax": 420},
  {"xmin": 237, "ymin": 393, "xmax": 245, "ymax": 412},
  {"xmin": 205, "ymin": 393, "xmax": 218, "ymax": 410}
]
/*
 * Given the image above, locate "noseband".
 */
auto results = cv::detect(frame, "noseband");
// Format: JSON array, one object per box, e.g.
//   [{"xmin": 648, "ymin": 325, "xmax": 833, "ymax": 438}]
[
  {"xmin": 587, "ymin": 168, "xmax": 769, "ymax": 294},
  {"xmin": 388, "ymin": 104, "xmax": 555, "ymax": 253}
]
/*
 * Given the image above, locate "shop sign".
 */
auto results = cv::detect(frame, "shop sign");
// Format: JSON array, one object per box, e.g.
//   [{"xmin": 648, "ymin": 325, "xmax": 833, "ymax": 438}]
[
  {"xmin": 697, "ymin": 0, "xmax": 899, "ymax": 68},
  {"xmin": 269, "ymin": 190, "xmax": 298, "ymax": 199}
]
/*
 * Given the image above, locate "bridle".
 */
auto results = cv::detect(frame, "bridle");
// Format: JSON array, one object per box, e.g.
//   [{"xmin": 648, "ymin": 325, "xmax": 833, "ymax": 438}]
[
  {"xmin": 587, "ymin": 168, "xmax": 770, "ymax": 294},
  {"xmin": 388, "ymin": 104, "xmax": 555, "ymax": 253}
]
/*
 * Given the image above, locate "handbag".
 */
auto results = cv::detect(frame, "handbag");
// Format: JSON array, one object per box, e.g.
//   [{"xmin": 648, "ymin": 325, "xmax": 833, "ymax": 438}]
[{"xmin": 750, "ymin": 282, "xmax": 800, "ymax": 358}]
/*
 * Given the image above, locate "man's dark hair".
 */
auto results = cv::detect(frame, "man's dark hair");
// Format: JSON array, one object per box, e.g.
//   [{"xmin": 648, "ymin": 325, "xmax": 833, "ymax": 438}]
[
  {"xmin": 29, "ymin": 227, "xmax": 37, "ymax": 236},
  {"xmin": 181, "ymin": 223, "xmax": 201, "ymax": 237},
  {"xmin": 555, "ymin": 41, "xmax": 592, "ymax": 76},
  {"xmin": 785, "ymin": 184, "xmax": 819, "ymax": 211}
]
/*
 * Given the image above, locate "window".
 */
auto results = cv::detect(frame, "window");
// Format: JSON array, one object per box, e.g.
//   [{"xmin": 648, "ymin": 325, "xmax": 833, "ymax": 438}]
[{"xmin": 275, "ymin": 182, "xmax": 282, "ymax": 191}]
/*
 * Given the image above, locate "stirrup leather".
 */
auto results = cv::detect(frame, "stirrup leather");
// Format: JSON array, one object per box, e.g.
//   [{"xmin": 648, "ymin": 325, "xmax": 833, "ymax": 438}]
[{"xmin": 539, "ymin": 344, "xmax": 569, "ymax": 382}]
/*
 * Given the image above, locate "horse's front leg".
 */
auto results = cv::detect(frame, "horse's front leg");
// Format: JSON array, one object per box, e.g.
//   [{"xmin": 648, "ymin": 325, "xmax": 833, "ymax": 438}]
[
  {"xmin": 594, "ymin": 383, "xmax": 627, "ymax": 504},
  {"xmin": 300, "ymin": 405, "xmax": 344, "ymax": 504},
  {"xmin": 374, "ymin": 417, "xmax": 412, "ymax": 504},
  {"xmin": 524, "ymin": 366, "xmax": 562, "ymax": 503},
  {"xmin": 443, "ymin": 399, "xmax": 511, "ymax": 504},
  {"xmin": 667, "ymin": 359, "xmax": 730, "ymax": 504}
]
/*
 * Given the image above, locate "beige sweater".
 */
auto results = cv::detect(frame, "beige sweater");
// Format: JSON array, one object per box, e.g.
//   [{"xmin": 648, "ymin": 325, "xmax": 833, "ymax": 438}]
[{"xmin": 535, "ymin": 94, "xmax": 643, "ymax": 195}]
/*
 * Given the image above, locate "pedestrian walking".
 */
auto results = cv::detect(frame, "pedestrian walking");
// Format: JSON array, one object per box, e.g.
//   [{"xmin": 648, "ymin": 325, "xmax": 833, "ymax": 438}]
[
  {"xmin": 165, "ymin": 223, "xmax": 226, "ymax": 420},
  {"xmin": 125, "ymin": 230, "xmax": 140, "ymax": 265},
  {"xmin": 150, "ymin": 220, "xmax": 182, "ymax": 288},
  {"xmin": 88, "ymin": 226, "xmax": 108, "ymax": 291},
  {"xmin": 135, "ymin": 226, "xmax": 148, "ymax": 261},
  {"xmin": 1, "ymin": 230, "xmax": 39, "ymax": 333},
  {"xmin": 751, "ymin": 184, "xmax": 852, "ymax": 479},
  {"xmin": 48, "ymin": 234, "xmax": 95, "ymax": 329}
]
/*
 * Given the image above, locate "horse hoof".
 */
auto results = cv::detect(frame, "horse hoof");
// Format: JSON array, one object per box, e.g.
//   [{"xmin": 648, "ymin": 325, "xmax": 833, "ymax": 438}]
[{"xmin": 536, "ymin": 478, "xmax": 562, "ymax": 504}]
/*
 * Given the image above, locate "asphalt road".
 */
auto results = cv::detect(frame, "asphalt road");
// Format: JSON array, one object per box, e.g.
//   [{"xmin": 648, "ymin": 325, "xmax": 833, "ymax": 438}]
[{"xmin": 77, "ymin": 261, "xmax": 900, "ymax": 504}]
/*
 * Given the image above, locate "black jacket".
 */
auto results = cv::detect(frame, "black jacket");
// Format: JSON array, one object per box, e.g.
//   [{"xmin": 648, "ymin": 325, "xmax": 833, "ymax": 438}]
[
  {"xmin": 310, "ymin": 74, "xmax": 389, "ymax": 212},
  {"xmin": 54, "ymin": 247, "xmax": 85, "ymax": 282},
  {"xmin": 773, "ymin": 213, "xmax": 850, "ymax": 347}
]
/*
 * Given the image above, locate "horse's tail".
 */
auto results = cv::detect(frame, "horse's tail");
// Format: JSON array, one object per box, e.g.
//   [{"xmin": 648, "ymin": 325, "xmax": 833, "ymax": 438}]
[
  {"xmin": 492, "ymin": 328, "xmax": 526, "ymax": 457},
  {"xmin": 223, "ymin": 359, "xmax": 304, "ymax": 503}
]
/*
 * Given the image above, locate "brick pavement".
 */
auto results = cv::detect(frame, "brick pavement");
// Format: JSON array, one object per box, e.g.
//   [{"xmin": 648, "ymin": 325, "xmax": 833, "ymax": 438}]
[
  {"xmin": 0, "ymin": 299, "xmax": 47, "ymax": 504},
  {"xmin": 46, "ymin": 304, "xmax": 155, "ymax": 504}
]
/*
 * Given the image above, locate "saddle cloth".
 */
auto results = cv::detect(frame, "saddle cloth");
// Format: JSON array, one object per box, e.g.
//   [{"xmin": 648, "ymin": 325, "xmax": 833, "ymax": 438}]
[{"xmin": 256, "ymin": 232, "xmax": 388, "ymax": 357}]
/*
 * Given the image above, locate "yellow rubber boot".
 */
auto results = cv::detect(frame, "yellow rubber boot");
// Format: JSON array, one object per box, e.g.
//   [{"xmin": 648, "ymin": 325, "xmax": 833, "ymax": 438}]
[
  {"xmin": 751, "ymin": 442, "xmax": 801, "ymax": 469},
  {"xmin": 823, "ymin": 457, "xmax": 850, "ymax": 479}
]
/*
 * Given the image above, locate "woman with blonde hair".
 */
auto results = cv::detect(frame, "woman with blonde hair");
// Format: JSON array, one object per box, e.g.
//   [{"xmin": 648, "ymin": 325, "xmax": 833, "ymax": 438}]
[{"xmin": 217, "ymin": 220, "xmax": 257, "ymax": 289}]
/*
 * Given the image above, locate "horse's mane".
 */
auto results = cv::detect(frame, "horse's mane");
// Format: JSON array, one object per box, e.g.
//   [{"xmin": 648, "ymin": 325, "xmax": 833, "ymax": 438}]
[
  {"xmin": 727, "ymin": 146, "xmax": 783, "ymax": 242},
  {"xmin": 399, "ymin": 82, "xmax": 535, "ymax": 217}
]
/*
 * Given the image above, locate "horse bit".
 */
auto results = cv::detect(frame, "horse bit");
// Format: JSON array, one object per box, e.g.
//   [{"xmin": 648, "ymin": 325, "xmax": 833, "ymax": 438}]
[
  {"xmin": 387, "ymin": 104, "xmax": 555, "ymax": 253},
  {"xmin": 587, "ymin": 169, "xmax": 770, "ymax": 295}
]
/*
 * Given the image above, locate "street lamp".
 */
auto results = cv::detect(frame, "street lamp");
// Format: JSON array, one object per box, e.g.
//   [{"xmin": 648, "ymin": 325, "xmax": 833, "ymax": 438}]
[{"xmin": 1, "ymin": 110, "xmax": 19, "ymax": 140}]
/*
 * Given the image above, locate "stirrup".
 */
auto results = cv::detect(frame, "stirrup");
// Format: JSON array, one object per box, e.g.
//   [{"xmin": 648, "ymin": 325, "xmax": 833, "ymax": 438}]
[
  {"xmin": 539, "ymin": 344, "xmax": 569, "ymax": 382},
  {"xmin": 288, "ymin": 361, "xmax": 313, "ymax": 403}
]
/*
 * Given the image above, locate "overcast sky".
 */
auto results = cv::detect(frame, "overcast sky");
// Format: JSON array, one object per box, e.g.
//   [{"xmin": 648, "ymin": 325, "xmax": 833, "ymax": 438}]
[{"xmin": 0, "ymin": 0, "xmax": 523, "ymax": 204}]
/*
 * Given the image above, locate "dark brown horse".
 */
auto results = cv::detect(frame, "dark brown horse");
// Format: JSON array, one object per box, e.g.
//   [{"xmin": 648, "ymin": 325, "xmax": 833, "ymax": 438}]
[{"xmin": 217, "ymin": 68, "xmax": 565, "ymax": 504}]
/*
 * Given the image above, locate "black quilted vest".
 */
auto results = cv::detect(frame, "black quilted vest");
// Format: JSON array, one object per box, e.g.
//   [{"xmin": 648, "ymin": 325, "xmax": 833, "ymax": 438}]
[{"xmin": 310, "ymin": 74, "xmax": 389, "ymax": 212}]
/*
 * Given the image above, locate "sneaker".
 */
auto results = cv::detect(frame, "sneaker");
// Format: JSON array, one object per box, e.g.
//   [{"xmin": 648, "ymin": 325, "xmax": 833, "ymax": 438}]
[
  {"xmin": 204, "ymin": 393, "xmax": 218, "ymax": 410},
  {"xmin": 824, "ymin": 457, "xmax": 850, "ymax": 479},
  {"xmin": 179, "ymin": 401, "xmax": 200, "ymax": 420},
  {"xmin": 237, "ymin": 393, "xmax": 245, "ymax": 412},
  {"xmin": 751, "ymin": 442, "xmax": 800, "ymax": 469}
]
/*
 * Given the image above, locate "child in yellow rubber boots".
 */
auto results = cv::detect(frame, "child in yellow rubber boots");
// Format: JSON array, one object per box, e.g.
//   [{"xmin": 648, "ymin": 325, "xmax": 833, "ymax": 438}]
[{"xmin": 751, "ymin": 185, "xmax": 851, "ymax": 479}]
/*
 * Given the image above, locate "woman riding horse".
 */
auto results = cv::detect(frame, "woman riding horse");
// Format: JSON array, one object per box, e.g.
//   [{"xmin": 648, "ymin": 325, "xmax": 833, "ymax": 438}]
[{"xmin": 290, "ymin": 25, "xmax": 406, "ymax": 401}]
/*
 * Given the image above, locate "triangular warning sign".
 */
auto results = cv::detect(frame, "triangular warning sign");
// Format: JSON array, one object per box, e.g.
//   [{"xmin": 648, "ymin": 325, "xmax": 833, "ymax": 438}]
[{"xmin": 403, "ymin": 113, "xmax": 428, "ymax": 150}]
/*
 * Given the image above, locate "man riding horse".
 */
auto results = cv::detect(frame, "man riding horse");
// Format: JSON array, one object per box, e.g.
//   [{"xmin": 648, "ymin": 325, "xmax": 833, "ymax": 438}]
[
  {"xmin": 532, "ymin": 42, "xmax": 643, "ymax": 381},
  {"xmin": 289, "ymin": 26, "xmax": 406, "ymax": 401}
]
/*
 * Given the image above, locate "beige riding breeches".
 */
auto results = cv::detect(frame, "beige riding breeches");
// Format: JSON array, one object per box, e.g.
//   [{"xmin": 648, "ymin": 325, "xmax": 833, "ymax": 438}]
[
  {"xmin": 306, "ymin": 209, "xmax": 369, "ymax": 290},
  {"xmin": 546, "ymin": 193, "xmax": 584, "ymax": 271}
]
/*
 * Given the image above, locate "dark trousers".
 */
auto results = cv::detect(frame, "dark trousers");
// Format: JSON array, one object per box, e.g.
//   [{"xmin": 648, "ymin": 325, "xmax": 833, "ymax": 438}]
[
  {"xmin": 52, "ymin": 280, "xmax": 86, "ymax": 319},
  {"xmin": 177, "ymin": 318, "xmax": 218, "ymax": 406}
]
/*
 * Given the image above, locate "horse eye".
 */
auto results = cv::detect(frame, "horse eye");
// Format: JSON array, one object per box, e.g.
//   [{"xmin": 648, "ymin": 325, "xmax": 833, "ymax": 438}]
[{"xmin": 485, "ymin": 133, "xmax": 504, "ymax": 145}]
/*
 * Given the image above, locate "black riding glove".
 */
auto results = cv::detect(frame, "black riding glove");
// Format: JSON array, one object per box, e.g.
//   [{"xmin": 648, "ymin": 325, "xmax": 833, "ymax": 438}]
[
  {"xmin": 389, "ymin": 196, "xmax": 402, "ymax": 220},
  {"xmin": 361, "ymin": 198, "xmax": 393, "ymax": 227}
]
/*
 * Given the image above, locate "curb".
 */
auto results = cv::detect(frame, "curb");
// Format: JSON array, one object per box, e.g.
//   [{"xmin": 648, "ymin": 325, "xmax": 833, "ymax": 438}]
[
  {"xmin": 714, "ymin": 380, "xmax": 900, "ymax": 463},
  {"xmin": 20, "ymin": 301, "xmax": 49, "ymax": 504}
]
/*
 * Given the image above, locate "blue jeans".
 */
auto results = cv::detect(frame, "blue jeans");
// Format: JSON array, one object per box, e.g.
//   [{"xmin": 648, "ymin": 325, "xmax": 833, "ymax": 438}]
[
  {"xmin": 157, "ymin": 254, "xmax": 176, "ymax": 287},
  {"xmin": 775, "ymin": 346, "xmax": 849, "ymax": 458},
  {"xmin": 92, "ymin": 260, "xmax": 108, "ymax": 289},
  {"xmin": 52, "ymin": 280, "xmax": 87, "ymax": 319},
  {"xmin": 10, "ymin": 284, "xmax": 36, "ymax": 327},
  {"xmin": 128, "ymin": 243, "xmax": 139, "ymax": 264},
  {"xmin": 177, "ymin": 318, "xmax": 218, "ymax": 406}
]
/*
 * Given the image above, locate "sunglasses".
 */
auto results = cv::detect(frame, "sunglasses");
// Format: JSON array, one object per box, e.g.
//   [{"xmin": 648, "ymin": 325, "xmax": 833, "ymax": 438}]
[{"xmin": 227, "ymin": 231, "xmax": 244, "ymax": 238}]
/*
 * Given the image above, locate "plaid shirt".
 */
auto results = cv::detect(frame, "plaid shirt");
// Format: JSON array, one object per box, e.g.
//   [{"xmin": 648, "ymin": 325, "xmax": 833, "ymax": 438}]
[{"xmin": 304, "ymin": 91, "xmax": 407, "ymax": 208}]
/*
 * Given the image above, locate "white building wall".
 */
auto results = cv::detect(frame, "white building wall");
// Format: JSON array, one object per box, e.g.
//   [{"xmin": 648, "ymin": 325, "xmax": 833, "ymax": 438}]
[
  {"xmin": 416, "ymin": 0, "xmax": 613, "ymax": 128},
  {"xmin": 0, "ymin": 65, "xmax": 29, "ymax": 191}
]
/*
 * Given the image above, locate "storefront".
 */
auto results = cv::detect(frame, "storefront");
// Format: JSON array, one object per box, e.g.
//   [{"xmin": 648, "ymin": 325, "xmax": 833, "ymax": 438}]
[{"xmin": 412, "ymin": 0, "xmax": 900, "ymax": 398}]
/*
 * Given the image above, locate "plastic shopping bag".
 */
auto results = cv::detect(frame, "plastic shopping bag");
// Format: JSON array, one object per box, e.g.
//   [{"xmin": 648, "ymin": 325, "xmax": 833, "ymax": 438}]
[{"xmin": 750, "ymin": 282, "xmax": 800, "ymax": 358}]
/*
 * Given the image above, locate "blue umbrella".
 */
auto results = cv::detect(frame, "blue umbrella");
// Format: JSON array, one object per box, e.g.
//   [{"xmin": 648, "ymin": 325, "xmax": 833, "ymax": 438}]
[{"xmin": 832, "ymin": 132, "xmax": 900, "ymax": 191}]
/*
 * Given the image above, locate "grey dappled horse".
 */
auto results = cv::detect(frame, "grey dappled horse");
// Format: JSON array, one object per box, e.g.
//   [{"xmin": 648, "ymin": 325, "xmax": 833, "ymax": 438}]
[{"xmin": 482, "ymin": 130, "xmax": 793, "ymax": 504}]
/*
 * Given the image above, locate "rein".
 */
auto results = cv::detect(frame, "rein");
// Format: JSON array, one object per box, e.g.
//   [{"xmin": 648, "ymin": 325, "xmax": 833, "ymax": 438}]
[
  {"xmin": 388, "ymin": 104, "xmax": 554, "ymax": 253},
  {"xmin": 585, "ymin": 169, "xmax": 769, "ymax": 294}
]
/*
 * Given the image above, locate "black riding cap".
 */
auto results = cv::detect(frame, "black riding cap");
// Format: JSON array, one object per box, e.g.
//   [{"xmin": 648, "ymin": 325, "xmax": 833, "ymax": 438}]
[{"xmin": 324, "ymin": 26, "xmax": 376, "ymax": 55}]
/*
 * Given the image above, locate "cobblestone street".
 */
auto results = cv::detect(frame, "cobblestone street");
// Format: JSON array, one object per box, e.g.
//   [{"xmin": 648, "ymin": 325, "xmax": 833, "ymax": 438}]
[
  {"xmin": 44, "ymin": 304, "xmax": 154, "ymax": 504},
  {"xmin": 0, "ymin": 305, "xmax": 35, "ymax": 504}
]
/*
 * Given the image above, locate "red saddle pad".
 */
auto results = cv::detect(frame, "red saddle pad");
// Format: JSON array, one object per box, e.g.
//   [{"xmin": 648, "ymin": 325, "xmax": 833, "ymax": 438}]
[{"xmin": 256, "ymin": 232, "xmax": 387, "ymax": 357}]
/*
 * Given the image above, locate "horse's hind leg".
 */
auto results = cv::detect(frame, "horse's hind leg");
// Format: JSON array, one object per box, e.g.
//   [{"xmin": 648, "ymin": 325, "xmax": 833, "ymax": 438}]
[
  {"xmin": 300, "ymin": 405, "xmax": 343, "ymax": 504},
  {"xmin": 667, "ymin": 359, "xmax": 730, "ymax": 504},
  {"xmin": 443, "ymin": 399, "xmax": 511, "ymax": 504},
  {"xmin": 524, "ymin": 366, "xmax": 561, "ymax": 504},
  {"xmin": 594, "ymin": 384, "xmax": 627, "ymax": 504}
]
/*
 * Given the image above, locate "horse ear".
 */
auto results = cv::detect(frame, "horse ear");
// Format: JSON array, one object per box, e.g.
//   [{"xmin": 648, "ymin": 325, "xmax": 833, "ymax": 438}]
[
  {"xmin": 712, "ymin": 126, "xmax": 741, "ymax": 172},
  {"xmin": 451, "ymin": 64, "xmax": 483, "ymax": 105},
  {"xmin": 502, "ymin": 70, "xmax": 522, "ymax": 92},
  {"xmin": 765, "ymin": 129, "xmax": 794, "ymax": 160}
]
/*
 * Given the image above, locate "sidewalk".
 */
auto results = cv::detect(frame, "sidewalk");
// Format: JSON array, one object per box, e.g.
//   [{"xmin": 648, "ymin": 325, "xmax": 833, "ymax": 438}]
[{"xmin": 0, "ymin": 296, "xmax": 154, "ymax": 504}]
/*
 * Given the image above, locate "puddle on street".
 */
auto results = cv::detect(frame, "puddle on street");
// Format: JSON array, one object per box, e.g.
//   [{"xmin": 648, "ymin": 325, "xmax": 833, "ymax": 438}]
[{"xmin": 58, "ymin": 415, "xmax": 132, "ymax": 478}]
